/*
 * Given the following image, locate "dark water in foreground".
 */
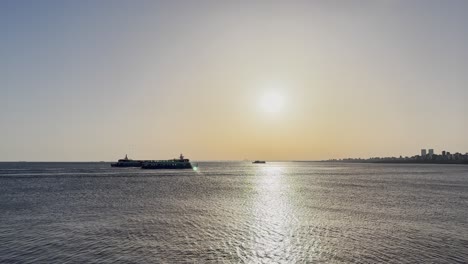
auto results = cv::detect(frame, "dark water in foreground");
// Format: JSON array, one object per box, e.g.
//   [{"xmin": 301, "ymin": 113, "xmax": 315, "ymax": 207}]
[{"xmin": 0, "ymin": 162, "xmax": 467, "ymax": 263}]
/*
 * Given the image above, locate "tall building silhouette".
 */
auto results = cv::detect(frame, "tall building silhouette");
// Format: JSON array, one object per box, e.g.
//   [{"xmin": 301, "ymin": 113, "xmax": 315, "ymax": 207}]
[{"xmin": 421, "ymin": 149, "xmax": 427, "ymax": 157}]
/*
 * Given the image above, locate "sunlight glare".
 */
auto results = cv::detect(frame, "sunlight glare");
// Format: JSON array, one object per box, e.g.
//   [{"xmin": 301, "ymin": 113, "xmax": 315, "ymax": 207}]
[{"xmin": 260, "ymin": 92, "xmax": 284, "ymax": 113}]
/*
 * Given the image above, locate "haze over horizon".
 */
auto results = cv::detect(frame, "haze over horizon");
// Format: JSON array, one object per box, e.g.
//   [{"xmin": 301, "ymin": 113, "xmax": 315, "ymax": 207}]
[{"xmin": 2, "ymin": 1, "xmax": 468, "ymax": 161}]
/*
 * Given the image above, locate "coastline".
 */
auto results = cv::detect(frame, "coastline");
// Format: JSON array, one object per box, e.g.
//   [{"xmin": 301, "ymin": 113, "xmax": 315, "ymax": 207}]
[{"xmin": 322, "ymin": 160, "xmax": 468, "ymax": 165}]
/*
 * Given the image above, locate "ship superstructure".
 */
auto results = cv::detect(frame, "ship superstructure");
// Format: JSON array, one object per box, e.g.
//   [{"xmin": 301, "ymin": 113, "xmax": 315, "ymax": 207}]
[{"xmin": 110, "ymin": 154, "xmax": 147, "ymax": 167}]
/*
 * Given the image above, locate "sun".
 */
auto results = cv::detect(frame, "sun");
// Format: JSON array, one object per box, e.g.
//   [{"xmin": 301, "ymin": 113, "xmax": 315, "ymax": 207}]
[{"xmin": 260, "ymin": 92, "xmax": 284, "ymax": 113}]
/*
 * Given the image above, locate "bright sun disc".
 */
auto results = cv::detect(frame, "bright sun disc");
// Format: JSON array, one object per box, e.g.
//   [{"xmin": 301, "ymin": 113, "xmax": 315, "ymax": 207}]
[{"xmin": 260, "ymin": 92, "xmax": 284, "ymax": 113}]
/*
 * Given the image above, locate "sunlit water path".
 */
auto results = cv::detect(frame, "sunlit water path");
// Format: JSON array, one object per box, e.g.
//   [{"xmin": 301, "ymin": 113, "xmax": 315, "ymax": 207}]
[{"xmin": 1, "ymin": 162, "xmax": 467, "ymax": 263}]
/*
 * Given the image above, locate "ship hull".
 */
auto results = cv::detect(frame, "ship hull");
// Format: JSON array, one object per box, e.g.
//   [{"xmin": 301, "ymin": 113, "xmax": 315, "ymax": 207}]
[
  {"xmin": 141, "ymin": 163, "xmax": 193, "ymax": 169},
  {"xmin": 111, "ymin": 154, "xmax": 195, "ymax": 169},
  {"xmin": 111, "ymin": 162, "xmax": 143, "ymax": 167}
]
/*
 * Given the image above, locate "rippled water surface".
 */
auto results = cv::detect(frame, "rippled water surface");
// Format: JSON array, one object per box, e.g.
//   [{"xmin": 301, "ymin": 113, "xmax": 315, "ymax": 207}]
[{"xmin": 1, "ymin": 162, "xmax": 467, "ymax": 263}]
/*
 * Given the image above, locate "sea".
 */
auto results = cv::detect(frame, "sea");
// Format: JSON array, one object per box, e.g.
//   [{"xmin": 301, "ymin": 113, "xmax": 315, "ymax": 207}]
[{"xmin": 0, "ymin": 162, "xmax": 467, "ymax": 263}]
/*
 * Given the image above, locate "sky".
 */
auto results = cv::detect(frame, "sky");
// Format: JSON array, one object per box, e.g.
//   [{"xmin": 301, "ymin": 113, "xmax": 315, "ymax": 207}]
[{"xmin": 2, "ymin": 0, "xmax": 468, "ymax": 161}]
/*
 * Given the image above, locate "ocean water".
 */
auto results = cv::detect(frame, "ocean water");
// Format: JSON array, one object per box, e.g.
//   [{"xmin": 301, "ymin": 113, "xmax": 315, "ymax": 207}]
[{"xmin": 0, "ymin": 162, "xmax": 467, "ymax": 263}]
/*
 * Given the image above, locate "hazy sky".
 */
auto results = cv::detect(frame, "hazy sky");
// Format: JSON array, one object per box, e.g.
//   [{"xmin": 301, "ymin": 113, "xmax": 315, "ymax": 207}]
[{"xmin": 2, "ymin": 0, "xmax": 468, "ymax": 161}]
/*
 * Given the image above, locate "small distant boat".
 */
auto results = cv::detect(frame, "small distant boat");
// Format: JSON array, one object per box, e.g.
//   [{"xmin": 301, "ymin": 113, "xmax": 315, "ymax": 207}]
[{"xmin": 252, "ymin": 160, "xmax": 266, "ymax": 164}]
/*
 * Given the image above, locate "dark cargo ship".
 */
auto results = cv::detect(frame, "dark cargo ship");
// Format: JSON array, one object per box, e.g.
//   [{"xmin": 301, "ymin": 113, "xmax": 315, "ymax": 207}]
[
  {"xmin": 141, "ymin": 154, "xmax": 194, "ymax": 169},
  {"xmin": 111, "ymin": 154, "xmax": 148, "ymax": 167}
]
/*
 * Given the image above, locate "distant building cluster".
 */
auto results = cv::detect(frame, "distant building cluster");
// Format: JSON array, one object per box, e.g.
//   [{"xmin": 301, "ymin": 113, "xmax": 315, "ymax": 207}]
[
  {"xmin": 417, "ymin": 148, "xmax": 468, "ymax": 162},
  {"xmin": 328, "ymin": 149, "xmax": 468, "ymax": 164}
]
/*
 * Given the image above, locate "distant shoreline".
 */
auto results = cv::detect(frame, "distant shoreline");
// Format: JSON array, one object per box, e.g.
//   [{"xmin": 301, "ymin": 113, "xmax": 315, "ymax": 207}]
[
  {"xmin": 1, "ymin": 160, "xmax": 468, "ymax": 165},
  {"xmin": 321, "ymin": 160, "xmax": 468, "ymax": 165}
]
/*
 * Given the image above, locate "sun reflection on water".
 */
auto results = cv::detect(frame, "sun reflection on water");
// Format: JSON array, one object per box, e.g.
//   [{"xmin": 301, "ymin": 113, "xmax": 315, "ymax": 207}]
[{"xmin": 248, "ymin": 164, "xmax": 298, "ymax": 262}]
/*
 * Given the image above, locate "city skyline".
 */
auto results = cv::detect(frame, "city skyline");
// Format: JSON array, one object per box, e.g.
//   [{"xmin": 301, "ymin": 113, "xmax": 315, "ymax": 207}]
[
  {"xmin": 329, "ymin": 148, "xmax": 468, "ymax": 160},
  {"xmin": 2, "ymin": 1, "xmax": 468, "ymax": 161}
]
